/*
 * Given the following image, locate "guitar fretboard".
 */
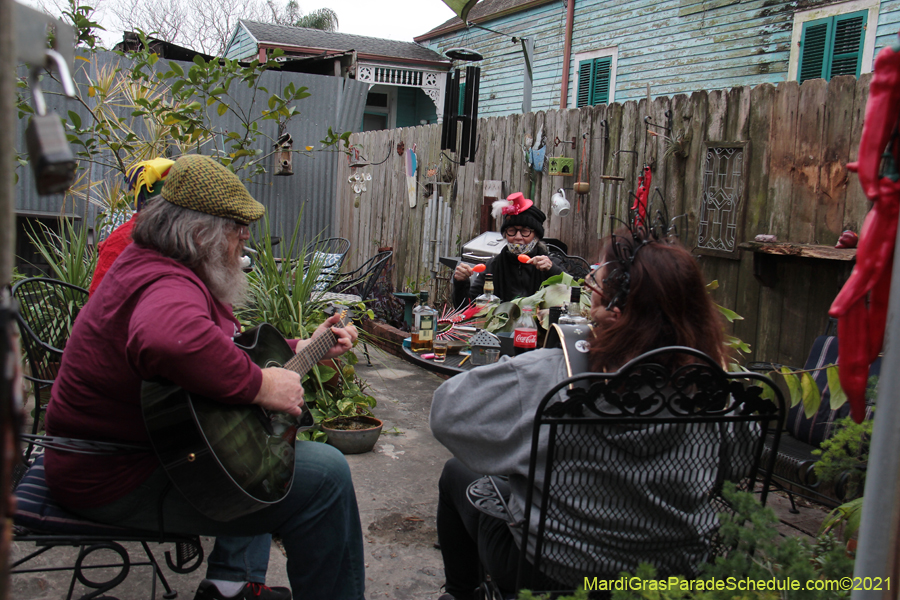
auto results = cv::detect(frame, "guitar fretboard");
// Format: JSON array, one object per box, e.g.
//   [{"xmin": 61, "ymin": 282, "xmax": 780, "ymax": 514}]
[{"xmin": 281, "ymin": 312, "xmax": 348, "ymax": 374}]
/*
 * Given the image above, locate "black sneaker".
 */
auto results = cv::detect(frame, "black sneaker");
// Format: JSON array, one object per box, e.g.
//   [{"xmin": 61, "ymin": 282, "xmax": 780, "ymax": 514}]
[{"xmin": 193, "ymin": 580, "xmax": 292, "ymax": 600}]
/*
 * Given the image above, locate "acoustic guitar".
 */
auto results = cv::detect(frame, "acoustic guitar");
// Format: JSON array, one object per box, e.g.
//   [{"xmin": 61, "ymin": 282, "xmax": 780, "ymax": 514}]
[{"xmin": 141, "ymin": 313, "xmax": 348, "ymax": 522}]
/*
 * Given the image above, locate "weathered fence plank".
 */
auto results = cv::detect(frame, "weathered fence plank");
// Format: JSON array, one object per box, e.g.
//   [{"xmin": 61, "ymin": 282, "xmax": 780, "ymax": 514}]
[{"xmin": 341, "ymin": 77, "xmax": 870, "ymax": 367}]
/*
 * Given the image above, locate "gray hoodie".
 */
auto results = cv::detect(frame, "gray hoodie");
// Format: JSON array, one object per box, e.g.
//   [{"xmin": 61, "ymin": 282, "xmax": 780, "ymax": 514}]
[{"xmin": 430, "ymin": 348, "xmax": 751, "ymax": 586}]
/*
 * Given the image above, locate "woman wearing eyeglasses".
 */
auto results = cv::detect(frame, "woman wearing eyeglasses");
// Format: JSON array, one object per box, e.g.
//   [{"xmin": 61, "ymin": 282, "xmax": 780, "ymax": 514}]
[
  {"xmin": 431, "ymin": 227, "xmax": 734, "ymax": 600},
  {"xmin": 452, "ymin": 193, "xmax": 563, "ymax": 307}
]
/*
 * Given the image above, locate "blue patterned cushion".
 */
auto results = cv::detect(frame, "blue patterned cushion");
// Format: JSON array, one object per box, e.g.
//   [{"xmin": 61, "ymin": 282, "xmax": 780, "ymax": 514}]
[
  {"xmin": 14, "ymin": 455, "xmax": 137, "ymax": 535},
  {"xmin": 312, "ymin": 252, "xmax": 344, "ymax": 291},
  {"xmin": 785, "ymin": 336, "xmax": 879, "ymax": 447}
]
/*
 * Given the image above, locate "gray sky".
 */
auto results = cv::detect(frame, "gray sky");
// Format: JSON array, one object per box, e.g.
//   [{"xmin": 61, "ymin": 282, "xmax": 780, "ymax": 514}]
[
  {"xmin": 24, "ymin": 0, "xmax": 459, "ymax": 46},
  {"xmin": 314, "ymin": 0, "xmax": 456, "ymax": 42}
]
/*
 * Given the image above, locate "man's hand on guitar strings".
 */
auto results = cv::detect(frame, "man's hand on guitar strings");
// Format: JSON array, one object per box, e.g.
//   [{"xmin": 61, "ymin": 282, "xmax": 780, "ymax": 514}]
[
  {"xmin": 316, "ymin": 313, "xmax": 359, "ymax": 360},
  {"xmin": 254, "ymin": 368, "xmax": 305, "ymax": 416}
]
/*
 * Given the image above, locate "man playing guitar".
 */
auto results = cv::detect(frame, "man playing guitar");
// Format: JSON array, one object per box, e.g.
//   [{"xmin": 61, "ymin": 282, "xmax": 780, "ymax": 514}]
[{"xmin": 44, "ymin": 155, "xmax": 365, "ymax": 600}]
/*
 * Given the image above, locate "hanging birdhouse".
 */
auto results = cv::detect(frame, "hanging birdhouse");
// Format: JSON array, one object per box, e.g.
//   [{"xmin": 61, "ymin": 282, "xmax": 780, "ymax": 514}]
[
  {"xmin": 273, "ymin": 131, "xmax": 293, "ymax": 176},
  {"xmin": 469, "ymin": 330, "xmax": 501, "ymax": 366},
  {"xmin": 548, "ymin": 157, "xmax": 574, "ymax": 177}
]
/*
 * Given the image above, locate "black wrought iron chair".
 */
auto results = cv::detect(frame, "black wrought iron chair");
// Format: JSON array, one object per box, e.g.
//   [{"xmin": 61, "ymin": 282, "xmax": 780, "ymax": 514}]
[
  {"xmin": 467, "ymin": 346, "xmax": 785, "ymax": 598},
  {"xmin": 545, "ymin": 244, "xmax": 591, "ymax": 280},
  {"xmin": 303, "ymin": 237, "xmax": 351, "ymax": 292},
  {"xmin": 11, "ymin": 435, "xmax": 204, "ymax": 600},
  {"xmin": 748, "ymin": 321, "xmax": 878, "ymax": 511},
  {"xmin": 11, "ymin": 277, "xmax": 89, "ymax": 460},
  {"xmin": 312, "ymin": 251, "xmax": 393, "ymax": 365},
  {"xmin": 312, "ymin": 250, "xmax": 392, "ymax": 306}
]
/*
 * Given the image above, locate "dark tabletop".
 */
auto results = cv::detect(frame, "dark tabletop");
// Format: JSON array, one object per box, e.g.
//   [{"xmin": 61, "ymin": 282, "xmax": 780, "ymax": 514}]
[{"xmin": 401, "ymin": 346, "xmax": 476, "ymax": 377}]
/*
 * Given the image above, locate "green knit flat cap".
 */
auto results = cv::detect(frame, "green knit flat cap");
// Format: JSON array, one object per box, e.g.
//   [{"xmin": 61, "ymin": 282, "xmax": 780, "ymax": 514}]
[{"xmin": 161, "ymin": 154, "xmax": 265, "ymax": 223}]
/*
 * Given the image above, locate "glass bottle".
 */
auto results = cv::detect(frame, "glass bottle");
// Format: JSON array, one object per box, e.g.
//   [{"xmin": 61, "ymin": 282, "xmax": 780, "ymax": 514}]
[
  {"xmin": 559, "ymin": 286, "xmax": 589, "ymax": 325},
  {"xmin": 474, "ymin": 274, "xmax": 501, "ymax": 309},
  {"xmin": 411, "ymin": 291, "xmax": 437, "ymax": 352},
  {"xmin": 513, "ymin": 306, "xmax": 538, "ymax": 355}
]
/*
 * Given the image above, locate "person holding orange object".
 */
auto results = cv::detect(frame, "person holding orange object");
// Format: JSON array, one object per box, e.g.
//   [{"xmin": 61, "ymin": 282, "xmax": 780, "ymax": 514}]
[{"xmin": 453, "ymin": 193, "xmax": 562, "ymax": 306}]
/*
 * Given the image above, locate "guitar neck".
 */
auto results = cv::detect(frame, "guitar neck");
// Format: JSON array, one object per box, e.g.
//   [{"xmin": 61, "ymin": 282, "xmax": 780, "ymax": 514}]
[{"xmin": 283, "ymin": 329, "xmax": 338, "ymax": 375}]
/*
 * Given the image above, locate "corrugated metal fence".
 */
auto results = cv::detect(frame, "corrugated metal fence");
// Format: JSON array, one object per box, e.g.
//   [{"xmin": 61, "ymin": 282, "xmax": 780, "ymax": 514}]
[
  {"xmin": 16, "ymin": 51, "xmax": 368, "ymax": 253},
  {"xmin": 337, "ymin": 75, "xmax": 871, "ymax": 366}
]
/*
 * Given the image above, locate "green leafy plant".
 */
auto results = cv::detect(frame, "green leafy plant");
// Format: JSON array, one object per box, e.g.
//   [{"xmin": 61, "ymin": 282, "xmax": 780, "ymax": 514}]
[
  {"xmin": 23, "ymin": 218, "xmax": 97, "ymax": 289},
  {"xmin": 234, "ymin": 215, "xmax": 377, "ymax": 442}
]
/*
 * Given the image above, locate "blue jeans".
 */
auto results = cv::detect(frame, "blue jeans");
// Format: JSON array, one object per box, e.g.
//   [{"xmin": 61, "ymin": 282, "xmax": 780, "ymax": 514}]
[{"xmin": 74, "ymin": 441, "xmax": 366, "ymax": 599}]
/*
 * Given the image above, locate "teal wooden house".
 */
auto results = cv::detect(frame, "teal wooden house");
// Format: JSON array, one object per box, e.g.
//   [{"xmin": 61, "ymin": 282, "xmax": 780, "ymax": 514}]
[
  {"xmin": 226, "ymin": 20, "xmax": 451, "ymax": 131},
  {"xmin": 417, "ymin": 0, "xmax": 900, "ymax": 117}
]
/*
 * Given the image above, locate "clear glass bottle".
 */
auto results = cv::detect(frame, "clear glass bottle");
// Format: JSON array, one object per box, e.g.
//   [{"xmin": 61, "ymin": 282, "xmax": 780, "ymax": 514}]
[
  {"xmin": 513, "ymin": 306, "xmax": 538, "ymax": 355},
  {"xmin": 559, "ymin": 286, "xmax": 589, "ymax": 325},
  {"xmin": 474, "ymin": 274, "xmax": 501, "ymax": 309},
  {"xmin": 411, "ymin": 291, "xmax": 437, "ymax": 352}
]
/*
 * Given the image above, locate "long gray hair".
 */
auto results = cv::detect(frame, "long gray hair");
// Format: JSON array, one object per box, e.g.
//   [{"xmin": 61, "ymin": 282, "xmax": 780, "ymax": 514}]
[{"xmin": 132, "ymin": 199, "xmax": 248, "ymax": 305}]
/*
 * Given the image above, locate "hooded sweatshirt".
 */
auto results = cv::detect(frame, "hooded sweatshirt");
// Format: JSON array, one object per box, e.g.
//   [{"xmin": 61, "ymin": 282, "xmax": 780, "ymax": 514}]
[{"xmin": 45, "ymin": 243, "xmax": 264, "ymax": 509}]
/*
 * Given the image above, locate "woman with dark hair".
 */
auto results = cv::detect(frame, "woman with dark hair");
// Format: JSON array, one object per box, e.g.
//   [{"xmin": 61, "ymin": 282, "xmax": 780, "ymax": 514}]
[
  {"xmin": 430, "ymin": 229, "xmax": 734, "ymax": 600},
  {"xmin": 453, "ymin": 192, "xmax": 563, "ymax": 306}
]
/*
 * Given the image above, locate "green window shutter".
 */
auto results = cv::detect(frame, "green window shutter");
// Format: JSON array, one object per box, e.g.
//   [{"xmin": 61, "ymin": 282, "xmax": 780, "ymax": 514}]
[
  {"xmin": 798, "ymin": 10, "xmax": 867, "ymax": 82},
  {"xmin": 591, "ymin": 57, "xmax": 611, "ymax": 105},
  {"xmin": 576, "ymin": 57, "xmax": 612, "ymax": 107},
  {"xmin": 576, "ymin": 60, "xmax": 592, "ymax": 107},
  {"xmin": 799, "ymin": 17, "xmax": 831, "ymax": 82},
  {"xmin": 830, "ymin": 11, "xmax": 867, "ymax": 78}
]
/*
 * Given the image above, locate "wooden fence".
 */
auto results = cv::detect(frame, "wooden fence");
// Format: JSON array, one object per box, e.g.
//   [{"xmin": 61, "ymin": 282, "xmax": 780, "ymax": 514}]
[{"xmin": 335, "ymin": 74, "xmax": 871, "ymax": 367}]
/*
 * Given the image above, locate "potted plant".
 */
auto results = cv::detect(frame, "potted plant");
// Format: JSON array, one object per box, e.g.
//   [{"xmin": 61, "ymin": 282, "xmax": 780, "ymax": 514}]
[{"xmin": 235, "ymin": 215, "xmax": 380, "ymax": 453}]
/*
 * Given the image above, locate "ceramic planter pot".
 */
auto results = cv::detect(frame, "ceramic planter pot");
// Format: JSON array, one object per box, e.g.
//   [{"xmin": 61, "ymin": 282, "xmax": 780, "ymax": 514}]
[{"xmin": 321, "ymin": 416, "xmax": 384, "ymax": 455}]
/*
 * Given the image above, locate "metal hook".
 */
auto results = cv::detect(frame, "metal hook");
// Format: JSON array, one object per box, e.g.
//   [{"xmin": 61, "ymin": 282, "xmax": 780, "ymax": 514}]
[
  {"xmin": 643, "ymin": 115, "xmax": 671, "ymax": 134},
  {"xmin": 46, "ymin": 49, "xmax": 76, "ymax": 97},
  {"xmin": 554, "ymin": 136, "xmax": 576, "ymax": 148},
  {"xmin": 28, "ymin": 48, "xmax": 77, "ymax": 117},
  {"xmin": 599, "ymin": 119, "xmax": 609, "ymax": 141}
]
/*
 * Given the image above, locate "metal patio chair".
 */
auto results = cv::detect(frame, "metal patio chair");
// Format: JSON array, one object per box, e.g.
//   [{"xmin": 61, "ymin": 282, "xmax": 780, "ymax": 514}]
[
  {"xmin": 303, "ymin": 237, "xmax": 351, "ymax": 292},
  {"xmin": 546, "ymin": 243, "xmax": 591, "ymax": 280},
  {"xmin": 11, "ymin": 277, "xmax": 88, "ymax": 460},
  {"xmin": 468, "ymin": 346, "xmax": 785, "ymax": 598},
  {"xmin": 312, "ymin": 250, "xmax": 392, "ymax": 366},
  {"xmin": 11, "ymin": 435, "xmax": 204, "ymax": 600}
]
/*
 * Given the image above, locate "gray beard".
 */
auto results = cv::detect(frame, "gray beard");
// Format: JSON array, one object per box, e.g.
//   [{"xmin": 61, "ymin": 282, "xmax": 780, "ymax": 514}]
[{"xmin": 199, "ymin": 244, "xmax": 250, "ymax": 307}]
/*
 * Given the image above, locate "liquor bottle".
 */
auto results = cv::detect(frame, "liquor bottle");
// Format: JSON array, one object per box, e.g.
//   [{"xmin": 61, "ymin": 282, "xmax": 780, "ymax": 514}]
[
  {"xmin": 474, "ymin": 274, "xmax": 501, "ymax": 309},
  {"xmin": 548, "ymin": 305, "xmax": 563, "ymax": 326},
  {"xmin": 411, "ymin": 291, "xmax": 437, "ymax": 352},
  {"xmin": 559, "ymin": 286, "xmax": 589, "ymax": 325},
  {"xmin": 513, "ymin": 306, "xmax": 538, "ymax": 355}
]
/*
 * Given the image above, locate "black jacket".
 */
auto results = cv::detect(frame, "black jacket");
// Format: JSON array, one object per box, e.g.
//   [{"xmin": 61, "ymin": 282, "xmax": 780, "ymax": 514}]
[{"xmin": 453, "ymin": 243, "xmax": 564, "ymax": 307}]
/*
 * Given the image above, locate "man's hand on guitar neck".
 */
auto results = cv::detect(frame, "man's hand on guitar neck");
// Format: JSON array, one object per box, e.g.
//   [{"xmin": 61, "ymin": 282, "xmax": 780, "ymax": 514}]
[
  {"xmin": 254, "ymin": 368, "xmax": 306, "ymax": 416},
  {"xmin": 305, "ymin": 312, "xmax": 359, "ymax": 360}
]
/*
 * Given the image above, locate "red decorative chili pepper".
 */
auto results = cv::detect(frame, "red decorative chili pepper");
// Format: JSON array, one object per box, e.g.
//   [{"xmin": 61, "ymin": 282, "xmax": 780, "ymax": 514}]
[
  {"xmin": 632, "ymin": 165, "xmax": 651, "ymax": 229},
  {"xmin": 829, "ymin": 37, "xmax": 900, "ymax": 423}
]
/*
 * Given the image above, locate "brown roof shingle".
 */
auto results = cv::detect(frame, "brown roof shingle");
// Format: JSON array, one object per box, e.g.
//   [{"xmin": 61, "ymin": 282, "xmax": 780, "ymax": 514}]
[{"xmin": 239, "ymin": 20, "xmax": 449, "ymax": 64}]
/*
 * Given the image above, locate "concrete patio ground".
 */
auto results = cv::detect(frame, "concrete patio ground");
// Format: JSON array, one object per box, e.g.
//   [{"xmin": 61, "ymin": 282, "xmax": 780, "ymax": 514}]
[{"xmin": 9, "ymin": 343, "xmax": 831, "ymax": 600}]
